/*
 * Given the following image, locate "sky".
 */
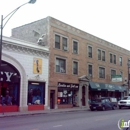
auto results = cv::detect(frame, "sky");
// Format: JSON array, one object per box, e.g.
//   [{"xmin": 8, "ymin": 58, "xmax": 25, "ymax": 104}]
[{"xmin": 0, "ymin": 0, "xmax": 130, "ymax": 50}]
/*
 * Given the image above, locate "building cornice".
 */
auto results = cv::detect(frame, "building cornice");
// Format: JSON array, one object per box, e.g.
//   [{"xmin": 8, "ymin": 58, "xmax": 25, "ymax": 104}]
[
  {"xmin": 2, "ymin": 36, "xmax": 49, "ymax": 57},
  {"xmin": 49, "ymin": 17, "xmax": 130, "ymax": 55}
]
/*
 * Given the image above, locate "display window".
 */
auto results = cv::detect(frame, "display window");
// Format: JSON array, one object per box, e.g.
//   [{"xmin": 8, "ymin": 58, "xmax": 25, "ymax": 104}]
[
  {"xmin": 58, "ymin": 89, "xmax": 78, "ymax": 106},
  {"xmin": 57, "ymin": 82, "xmax": 79, "ymax": 106},
  {"xmin": 0, "ymin": 61, "xmax": 20, "ymax": 106},
  {"xmin": 0, "ymin": 82, "xmax": 19, "ymax": 106},
  {"xmin": 28, "ymin": 81, "xmax": 45, "ymax": 105}
]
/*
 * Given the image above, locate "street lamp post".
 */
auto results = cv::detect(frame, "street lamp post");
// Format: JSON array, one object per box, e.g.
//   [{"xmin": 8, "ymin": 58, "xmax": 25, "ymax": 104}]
[
  {"xmin": 127, "ymin": 59, "xmax": 130, "ymax": 96},
  {"xmin": 0, "ymin": 0, "xmax": 36, "ymax": 115},
  {"xmin": 0, "ymin": 0, "xmax": 36, "ymax": 69}
]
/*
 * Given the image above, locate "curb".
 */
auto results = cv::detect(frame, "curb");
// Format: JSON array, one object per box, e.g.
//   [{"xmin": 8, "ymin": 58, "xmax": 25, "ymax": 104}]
[{"xmin": 0, "ymin": 109, "xmax": 89, "ymax": 118}]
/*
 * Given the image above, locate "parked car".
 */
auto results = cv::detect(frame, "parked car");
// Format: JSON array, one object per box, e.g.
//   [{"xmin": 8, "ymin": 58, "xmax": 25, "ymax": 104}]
[
  {"xmin": 89, "ymin": 97, "xmax": 117, "ymax": 111},
  {"xmin": 118, "ymin": 96, "xmax": 130, "ymax": 109}
]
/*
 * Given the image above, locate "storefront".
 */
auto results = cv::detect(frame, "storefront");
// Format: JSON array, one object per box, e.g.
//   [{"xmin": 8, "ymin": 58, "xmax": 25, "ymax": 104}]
[
  {"xmin": 57, "ymin": 82, "xmax": 79, "ymax": 108},
  {"xmin": 0, "ymin": 36, "xmax": 49, "ymax": 112},
  {"xmin": 89, "ymin": 81, "xmax": 126, "ymax": 100},
  {"xmin": 0, "ymin": 61, "xmax": 20, "ymax": 112}
]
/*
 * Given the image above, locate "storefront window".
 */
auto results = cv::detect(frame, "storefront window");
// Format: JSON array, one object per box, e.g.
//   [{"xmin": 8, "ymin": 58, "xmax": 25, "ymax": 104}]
[
  {"xmin": 28, "ymin": 82, "xmax": 45, "ymax": 105},
  {"xmin": 0, "ymin": 82, "xmax": 19, "ymax": 106},
  {"xmin": 57, "ymin": 82, "xmax": 79, "ymax": 106}
]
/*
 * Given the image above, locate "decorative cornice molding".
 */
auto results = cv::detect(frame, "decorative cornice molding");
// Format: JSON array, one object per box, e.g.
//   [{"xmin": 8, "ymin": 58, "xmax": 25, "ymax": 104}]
[
  {"xmin": 50, "ymin": 17, "xmax": 130, "ymax": 55},
  {"xmin": 2, "ymin": 42, "xmax": 49, "ymax": 58}
]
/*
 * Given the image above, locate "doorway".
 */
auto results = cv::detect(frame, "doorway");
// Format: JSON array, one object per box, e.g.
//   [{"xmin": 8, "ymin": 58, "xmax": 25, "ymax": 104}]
[
  {"xmin": 50, "ymin": 90, "xmax": 55, "ymax": 109},
  {"xmin": 82, "ymin": 86, "xmax": 86, "ymax": 106}
]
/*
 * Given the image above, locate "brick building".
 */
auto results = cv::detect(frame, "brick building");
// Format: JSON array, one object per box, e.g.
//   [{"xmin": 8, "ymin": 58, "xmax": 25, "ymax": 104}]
[{"xmin": 11, "ymin": 16, "xmax": 130, "ymax": 109}]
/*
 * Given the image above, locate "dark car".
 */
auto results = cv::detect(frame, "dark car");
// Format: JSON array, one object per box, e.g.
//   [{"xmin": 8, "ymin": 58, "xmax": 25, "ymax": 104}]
[{"xmin": 89, "ymin": 97, "xmax": 117, "ymax": 111}]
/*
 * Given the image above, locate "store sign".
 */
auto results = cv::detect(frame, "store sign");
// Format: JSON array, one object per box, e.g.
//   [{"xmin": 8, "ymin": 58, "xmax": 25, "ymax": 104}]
[
  {"xmin": 111, "ymin": 75, "xmax": 122, "ymax": 82},
  {"xmin": 58, "ymin": 82, "xmax": 79, "ymax": 89},
  {"xmin": 0, "ymin": 71, "xmax": 18, "ymax": 82},
  {"xmin": 33, "ymin": 58, "xmax": 42, "ymax": 74}
]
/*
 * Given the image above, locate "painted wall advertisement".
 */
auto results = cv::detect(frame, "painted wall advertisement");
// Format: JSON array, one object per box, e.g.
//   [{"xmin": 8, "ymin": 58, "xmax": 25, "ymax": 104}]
[{"xmin": 33, "ymin": 58, "xmax": 42, "ymax": 74}]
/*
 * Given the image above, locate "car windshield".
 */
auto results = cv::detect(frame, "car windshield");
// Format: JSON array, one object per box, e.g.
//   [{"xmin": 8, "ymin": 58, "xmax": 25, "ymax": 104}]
[
  {"xmin": 91, "ymin": 99, "xmax": 102, "ymax": 103},
  {"xmin": 122, "ymin": 97, "xmax": 130, "ymax": 100}
]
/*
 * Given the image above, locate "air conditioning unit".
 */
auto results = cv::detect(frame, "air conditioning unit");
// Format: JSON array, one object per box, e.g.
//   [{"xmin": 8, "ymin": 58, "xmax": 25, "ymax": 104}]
[
  {"xmin": 37, "ymin": 34, "xmax": 47, "ymax": 46},
  {"xmin": 63, "ymin": 46, "xmax": 68, "ymax": 51},
  {"xmin": 60, "ymin": 68, "xmax": 65, "ymax": 73},
  {"xmin": 74, "ymin": 50, "xmax": 77, "ymax": 53}
]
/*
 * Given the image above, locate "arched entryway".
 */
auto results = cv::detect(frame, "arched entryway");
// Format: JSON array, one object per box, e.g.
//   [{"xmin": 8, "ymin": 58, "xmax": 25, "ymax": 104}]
[{"xmin": 0, "ymin": 60, "xmax": 21, "ymax": 112}]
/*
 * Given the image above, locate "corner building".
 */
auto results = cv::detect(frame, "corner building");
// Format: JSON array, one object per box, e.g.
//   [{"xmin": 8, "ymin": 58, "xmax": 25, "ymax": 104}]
[{"xmin": 11, "ymin": 16, "xmax": 130, "ymax": 109}]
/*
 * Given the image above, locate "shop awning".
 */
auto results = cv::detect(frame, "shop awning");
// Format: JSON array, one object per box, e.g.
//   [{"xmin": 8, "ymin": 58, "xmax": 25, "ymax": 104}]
[{"xmin": 89, "ymin": 82, "xmax": 126, "ymax": 92}]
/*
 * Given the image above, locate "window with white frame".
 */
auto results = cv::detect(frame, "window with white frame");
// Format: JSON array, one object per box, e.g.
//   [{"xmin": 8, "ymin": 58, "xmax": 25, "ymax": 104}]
[
  {"xmin": 55, "ymin": 34, "xmax": 60, "ymax": 49},
  {"xmin": 97, "ymin": 49, "xmax": 105, "ymax": 61},
  {"xmin": 62, "ymin": 37, "xmax": 68, "ymax": 51},
  {"xmin": 88, "ymin": 64, "xmax": 92, "ymax": 77},
  {"xmin": 99, "ymin": 67, "xmax": 105, "ymax": 78},
  {"xmin": 119, "ymin": 57, "xmax": 122, "ymax": 66},
  {"xmin": 56, "ymin": 58, "xmax": 66, "ymax": 73},
  {"xmin": 73, "ymin": 61, "xmax": 78, "ymax": 75},
  {"xmin": 88, "ymin": 46, "xmax": 92, "ymax": 58},
  {"xmin": 73, "ymin": 40, "xmax": 78, "ymax": 54}
]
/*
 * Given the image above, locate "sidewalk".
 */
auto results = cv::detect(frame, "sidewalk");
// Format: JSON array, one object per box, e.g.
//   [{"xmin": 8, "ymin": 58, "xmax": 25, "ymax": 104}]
[{"xmin": 0, "ymin": 107, "xmax": 89, "ymax": 118}]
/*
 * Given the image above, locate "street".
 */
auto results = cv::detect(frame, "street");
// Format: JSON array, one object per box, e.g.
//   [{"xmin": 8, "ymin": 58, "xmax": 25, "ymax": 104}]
[{"xmin": 0, "ymin": 108, "xmax": 130, "ymax": 130}]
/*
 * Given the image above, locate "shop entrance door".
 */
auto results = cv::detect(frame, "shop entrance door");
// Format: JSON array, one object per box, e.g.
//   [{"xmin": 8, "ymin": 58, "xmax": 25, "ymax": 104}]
[
  {"xmin": 82, "ymin": 86, "xmax": 86, "ymax": 106},
  {"xmin": 50, "ymin": 90, "xmax": 55, "ymax": 109}
]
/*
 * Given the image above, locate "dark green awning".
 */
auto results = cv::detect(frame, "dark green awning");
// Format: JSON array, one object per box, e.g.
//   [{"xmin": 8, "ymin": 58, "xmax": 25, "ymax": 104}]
[{"xmin": 89, "ymin": 82, "xmax": 126, "ymax": 92}]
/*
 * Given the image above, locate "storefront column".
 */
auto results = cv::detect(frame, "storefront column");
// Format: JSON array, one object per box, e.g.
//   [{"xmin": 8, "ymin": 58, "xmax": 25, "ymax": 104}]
[
  {"xmin": 19, "ymin": 77, "xmax": 28, "ymax": 112},
  {"xmin": 85, "ymin": 85, "xmax": 89, "ymax": 109},
  {"xmin": 78, "ymin": 84, "xmax": 82, "ymax": 108}
]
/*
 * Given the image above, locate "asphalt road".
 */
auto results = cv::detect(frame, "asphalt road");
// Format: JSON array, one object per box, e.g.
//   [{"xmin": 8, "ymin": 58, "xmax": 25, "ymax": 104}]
[{"xmin": 0, "ymin": 108, "xmax": 130, "ymax": 130}]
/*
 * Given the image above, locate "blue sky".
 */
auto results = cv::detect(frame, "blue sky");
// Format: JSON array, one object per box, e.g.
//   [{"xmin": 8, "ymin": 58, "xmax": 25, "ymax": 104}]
[{"xmin": 0, "ymin": 0, "xmax": 130, "ymax": 50}]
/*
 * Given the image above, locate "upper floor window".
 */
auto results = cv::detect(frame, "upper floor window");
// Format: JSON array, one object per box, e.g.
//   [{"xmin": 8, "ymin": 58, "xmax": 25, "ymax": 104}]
[
  {"xmin": 73, "ymin": 41, "xmax": 78, "ymax": 54},
  {"xmin": 110, "ymin": 53, "xmax": 112, "ymax": 63},
  {"xmin": 110, "ymin": 53, "xmax": 116, "ymax": 64},
  {"xmin": 111, "ymin": 69, "xmax": 116, "ymax": 77},
  {"xmin": 62, "ymin": 37, "xmax": 68, "ymax": 51},
  {"xmin": 99, "ymin": 67, "xmax": 105, "ymax": 78},
  {"xmin": 98, "ymin": 49, "xmax": 105, "ymax": 61},
  {"xmin": 88, "ymin": 46, "xmax": 92, "ymax": 58},
  {"xmin": 119, "ymin": 57, "xmax": 122, "ymax": 66},
  {"xmin": 102, "ymin": 51, "xmax": 105, "ymax": 61},
  {"xmin": 56, "ymin": 58, "xmax": 66, "ymax": 73},
  {"xmin": 98, "ymin": 49, "xmax": 101, "ymax": 60},
  {"xmin": 114, "ymin": 55, "xmax": 116, "ymax": 64},
  {"xmin": 55, "ymin": 35, "xmax": 60, "ymax": 49},
  {"xmin": 88, "ymin": 64, "xmax": 93, "ymax": 77},
  {"xmin": 73, "ymin": 61, "xmax": 78, "ymax": 75}
]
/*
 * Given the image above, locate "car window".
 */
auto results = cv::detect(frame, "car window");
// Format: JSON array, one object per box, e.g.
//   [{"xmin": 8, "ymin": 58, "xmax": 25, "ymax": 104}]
[
  {"xmin": 110, "ymin": 98, "xmax": 117, "ymax": 102},
  {"xmin": 101, "ymin": 99, "xmax": 105, "ymax": 103},
  {"xmin": 122, "ymin": 97, "xmax": 129, "ymax": 100}
]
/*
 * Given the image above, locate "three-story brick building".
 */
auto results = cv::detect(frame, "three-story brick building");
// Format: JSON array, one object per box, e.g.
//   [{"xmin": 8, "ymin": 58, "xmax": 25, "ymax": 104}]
[{"xmin": 11, "ymin": 16, "xmax": 129, "ymax": 109}]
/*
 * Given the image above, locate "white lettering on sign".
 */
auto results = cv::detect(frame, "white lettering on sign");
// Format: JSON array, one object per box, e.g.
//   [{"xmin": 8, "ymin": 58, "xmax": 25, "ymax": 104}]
[
  {"xmin": 4, "ymin": 72, "xmax": 13, "ymax": 82},
  {"xmin": 0, "ymin": 71, "xmax": 17, "ymax": 82}
]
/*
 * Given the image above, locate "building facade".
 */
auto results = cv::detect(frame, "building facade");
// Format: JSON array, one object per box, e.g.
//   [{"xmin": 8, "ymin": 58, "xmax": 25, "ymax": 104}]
[
  {"xmin": 11, "ymin": 16, "xmax": 130, "ymax": 109},
  {"xmin": 0, "ymin": 36, "xmax": 49, "ymax": 113}
]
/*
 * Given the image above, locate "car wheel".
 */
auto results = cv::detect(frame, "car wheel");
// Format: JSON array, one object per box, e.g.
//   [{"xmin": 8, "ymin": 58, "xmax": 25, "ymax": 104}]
[
  {"xmin": 102, "ymin": 106, "xmax": 106, "ymax": 111},
  {"xmin": 119, "ymin": 106, "xmax": 122, "ymax": 109},
  {"xmin": 90, "ymin": 108, "xmax": 94, "ymax": 111},
  {"xmin": 112, "ymin": 106, "xmax": 115, "ymax": 110}
]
